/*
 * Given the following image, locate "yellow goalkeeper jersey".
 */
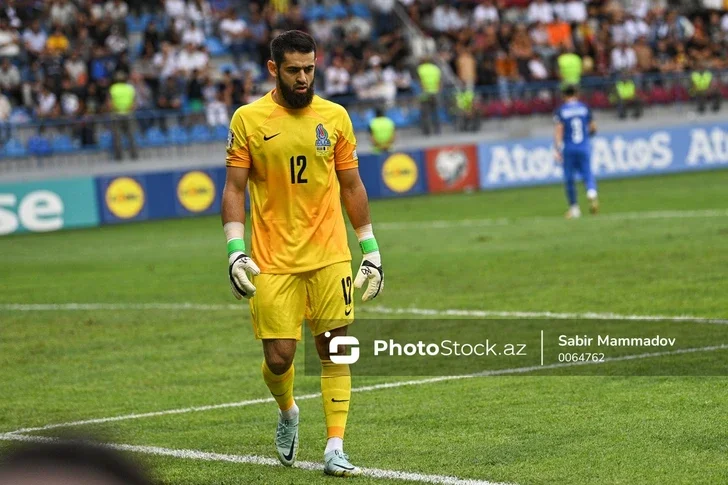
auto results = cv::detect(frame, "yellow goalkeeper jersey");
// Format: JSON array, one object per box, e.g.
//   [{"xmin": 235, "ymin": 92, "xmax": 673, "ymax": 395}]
[{"xmin": 226, "ymin": 90, "xmax": 359, "ymax": 274}]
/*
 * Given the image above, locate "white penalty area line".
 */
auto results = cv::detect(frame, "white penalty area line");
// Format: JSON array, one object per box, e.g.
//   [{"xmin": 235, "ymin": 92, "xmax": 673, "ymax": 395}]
[
  {"xmin": 0, "ymin": 434, "xmax": 508, "ymax": 485},
  {"xmin": 1, "ymin": 302, "xmax": 727, "ymax": 325},
  {"xmin": 7, "ymin": 343, "xmax": 728, "ymax": 437},
  {"xmin": 376, "ymin": 208, "xmax": 728, "ymax": 230}
]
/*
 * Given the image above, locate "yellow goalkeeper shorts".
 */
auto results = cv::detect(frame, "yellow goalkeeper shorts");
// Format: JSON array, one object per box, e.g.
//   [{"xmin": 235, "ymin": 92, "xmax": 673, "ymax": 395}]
[{"xmin": 249, "ymin": 261, "xmax": 354, "ymax": 340}]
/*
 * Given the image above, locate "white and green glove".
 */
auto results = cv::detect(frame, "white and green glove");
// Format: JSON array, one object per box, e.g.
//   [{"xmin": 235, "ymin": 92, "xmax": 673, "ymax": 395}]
[
  {"xmin": 354, "ymin": 225, "xmax": 383, "ymax": 302},
  {"xmin": 225, "ymin": 223, "xmax": 260, "ymax": 300}
]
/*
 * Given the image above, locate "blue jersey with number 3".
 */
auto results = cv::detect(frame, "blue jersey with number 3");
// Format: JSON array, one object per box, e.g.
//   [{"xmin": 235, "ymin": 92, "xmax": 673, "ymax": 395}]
[{"xmin": 555, "ymin": 100, "xmax": 592, "ymax": 153}]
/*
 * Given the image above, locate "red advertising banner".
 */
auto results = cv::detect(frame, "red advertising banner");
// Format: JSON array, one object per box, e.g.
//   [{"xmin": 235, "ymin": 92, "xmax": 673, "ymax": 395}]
[{"xmin": 424, "ymin": 145, "xmax": 480, "ymax": 193}]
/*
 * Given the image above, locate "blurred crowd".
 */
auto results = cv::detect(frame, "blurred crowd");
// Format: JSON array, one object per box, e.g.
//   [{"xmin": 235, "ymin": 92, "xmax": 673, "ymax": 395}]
[
  {"xmin": 0, "ymin": 0, "xmax": 726, "ymax": 139},
  {"xmin": 403, "ymin": 0, "xmax": 728, "ymax": 91}
]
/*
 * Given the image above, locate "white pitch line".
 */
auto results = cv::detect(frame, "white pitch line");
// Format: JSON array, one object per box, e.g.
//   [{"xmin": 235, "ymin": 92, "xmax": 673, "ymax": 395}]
[
  {"xmin": 0, "ymin": 434, "xmax": 509, "ymax": 485},
  {"xmin": 7, "ymin": 343, "xmax": 727, "ymax": 437},
  {"xmin": 2, "ymin": 302, "xmax": 726, "ymax": 325},
  {"xmin": 376, "ymin": 208, "xmax": 728, "ymax": 230},
  {"xmin": 363, "ymin": 306, "xmax": 728, "ymax": 325}
]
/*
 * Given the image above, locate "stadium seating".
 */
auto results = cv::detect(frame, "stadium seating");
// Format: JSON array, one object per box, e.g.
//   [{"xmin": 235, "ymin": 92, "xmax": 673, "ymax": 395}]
[
  {"xmin": 168, "ymin": 126, "xmax": 190, "ymax": 145},
  {"xmin": 52, "ymin": 135, "xmax": 78, "ymax": 154},
  {"xmin": 27, "ymin": 135, "xmax": 53, "ymax": 157},
  {"xmin": 2, "ymin": 139, "xmax": 27, "ymax": 158},
  {"xmin": 190, "ymin": 124, "xmax": 212, "ymax": 143}
]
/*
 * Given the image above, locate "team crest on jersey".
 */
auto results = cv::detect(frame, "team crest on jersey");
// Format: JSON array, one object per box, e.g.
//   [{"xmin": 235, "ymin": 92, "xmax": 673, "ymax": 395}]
[
  {"xmin": 226, "ymin": 129, "xmax": 235, "ymax": 150},
  {"xmin": 315, "ymin": 123, "xmax": 331, "ymax": 156}
]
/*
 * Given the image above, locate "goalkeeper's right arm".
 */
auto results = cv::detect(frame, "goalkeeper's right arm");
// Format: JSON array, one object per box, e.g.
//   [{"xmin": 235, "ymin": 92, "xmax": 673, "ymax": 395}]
[{"xmin": 221, "ymin": 167, "xmax": 259, "ymax": 300}]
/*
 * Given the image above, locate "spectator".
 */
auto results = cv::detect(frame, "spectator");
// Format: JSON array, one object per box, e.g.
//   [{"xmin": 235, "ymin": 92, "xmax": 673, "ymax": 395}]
[
  {"xmin": 611, "ymin": 41, "xmax": 637, "ymax": 73},
  {"xmin": 65, "ymin": 52, "xmax": 88, "ymax": 88},
  {"xmin": 3, "ymin": 0, "xmax": 22, "ymax": 29},
  {"xmin": 136, "ymin": 42, "xmax": 160, "ymax": 97},
  {"xmin": 247, "ymin": 6, "xmax": 270, "ymax": 67},
  {"xmin": 205, "ymin": 86, "xmax": 229, "ymax": 127},
  {"xmin": 565, "ymin": 0, "xmax": 587, "ymax": 23},
  {"xmin": 22, "ymin": 20, "xmax": 47, "ymax": 62},
  {"xmin": 432, "ymin": 4, "xmax": 466, "ymax": 34},
  {"xmin": 89, "ymin": 46, "xmax": 113, "ymax": 87},
  {"xmin": 49, "ymin": 0, "xmax": 78, "ymax": 28},
  {"xmin": 325, "ymin": 56, "xmax": 351, "ymax": 103},
  {"xmin": 0, "ymin": 58, "xmax": 21, "ymax": 105},
  {"xmin": 0, "ymin": 90, "xmax": 10, "ymax": 145},
  {"xmin": 495, "ymin": 49, "xmax": 521, "ymax": 101},
  {"xmin": 547, "ymin": 17, "xmax": 572, "ymax": 50},
  {"xmin": 510, "ymin": 24, "xmax": 534, "ymax": 81},
  {"xmin": 369, "ymin": 107, "xmax": 395, "ymax": 154},
  {"xmin": 143, "ymin": 21, "xmax": 162, "ymax": 52},
  {"xmin": 36, "ymin": 84, "xmax": 60, "ymax": 120},
  {"xmin": 46, "ymin": 26, "xmax": 70, "ymax": 55},
  {"xmin": 614, "ymin": 72, "xmax": 642, "ymax": 119},
  {"xmin": 104, "ymin": 0, "xmax": 129, "ymax": 26},
  {"xmin": 219, "ymin": 8, "xmax": 250, "ymax": 68},
  {"xmin": 108, "ymin": 70, "xmax": 138, "ymax": 160},
  {"xmin": 344, "ymin": 13, "xmax": 372, "ymax": 40},
  {"xmin": 164, "ymin": 0, "xmax": 187, "ymax": 22},
  {"xmin": 105, "ymin": 25, "xmax": 129, "ymax": 56},
  {"xmin": 73, "ymin": 27, "xmax": 95, "ymax": 61},
  {"xmin": 59, "ymin": 77, "xmax": 82, "ymax": 119},
  {"xmin": 187, "ymin": 69, "xmax": 205, "ymax": 121},
  {"xmin": 177, "ymin": 43, "xmax": 209, "ymax": 79},
  {"xmin": 153, "ymin": 42, "xmax": 179, "ymax": 80},
  {"xmin": 473, "ymin": 0, "xmax": 499, "ymax": 27},
  {"xmin": 557, "ymin": 45, "xmax": 583, "ymax": 87},
  {"xmin": 528, "ymin": 52, "xmax": 549, "ymax": 81},
  {"xmin": 527, "ymin": 0, "xmax": 554, "ymax": 25},
  {"xmin": 158, "ymin": 75, "xmax": 183, "ymax": 112},
  {"xmin": 633, "ymin": 35, "xmax": 654, "ymax": 74},
  {"xmin": 416, "ymin": 56, "xmax": 441, "ymax": 135},
  {"xmin": 187, "ymin": 0, "xmax": 213, "ymax": 35},
  {"xmin": 0, "ymin": 18, "xmax": 21, "ymax": 59},
  {"xmin": 455, "ymin": 44, "xmax": 477, "ymax": 90},
  {"xmin": 690, "ymin": 59, "xmax": 721, "ymax": 114},
  {"xmin": 181, "ymin": 22, "xmax": 206, "ymax": 48}
]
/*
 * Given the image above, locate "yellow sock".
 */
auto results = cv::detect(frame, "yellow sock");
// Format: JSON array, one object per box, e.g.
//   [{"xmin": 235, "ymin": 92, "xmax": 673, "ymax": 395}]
[
  {"xmin": 262, "ymin": 361, "xmax": 295, "ymax": 411},
  {"xmin": 320, "ymin": 359, "xmax": 351, "ymax": 439}
]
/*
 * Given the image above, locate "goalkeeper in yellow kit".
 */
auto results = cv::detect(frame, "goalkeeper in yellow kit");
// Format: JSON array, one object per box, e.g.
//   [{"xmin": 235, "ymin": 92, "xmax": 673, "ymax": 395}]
[{"xmin": 221, "ymin": 30, "xmax": 383, "ymax": 477}]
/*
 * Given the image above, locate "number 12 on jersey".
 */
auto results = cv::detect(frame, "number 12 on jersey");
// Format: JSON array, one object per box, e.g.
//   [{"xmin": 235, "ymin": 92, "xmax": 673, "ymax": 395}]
[{"xmin": 290, "ymin": 155, "xmax": 308, "ymax": 184}]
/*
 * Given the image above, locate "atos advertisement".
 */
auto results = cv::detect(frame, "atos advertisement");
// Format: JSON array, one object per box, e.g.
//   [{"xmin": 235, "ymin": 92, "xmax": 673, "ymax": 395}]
[
  {"xmin": 478, "ymin": 122, "xmax": 728, "ymax": 189},
  {"xmin": 0, "ymin": 177, "xmax": 99, "ymax": 235}
]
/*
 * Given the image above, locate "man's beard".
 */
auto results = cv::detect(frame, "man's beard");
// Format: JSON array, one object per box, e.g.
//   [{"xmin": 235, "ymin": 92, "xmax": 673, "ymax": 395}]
[{"xmin": 278, "ymin": 78, "xmax": 314, "ymax": 109}]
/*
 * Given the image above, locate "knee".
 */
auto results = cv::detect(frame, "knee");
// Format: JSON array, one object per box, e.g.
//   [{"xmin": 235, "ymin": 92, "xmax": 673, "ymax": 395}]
[{"xmin": 266, "ymin": 354, "xmax": 294, "ymax": 375}]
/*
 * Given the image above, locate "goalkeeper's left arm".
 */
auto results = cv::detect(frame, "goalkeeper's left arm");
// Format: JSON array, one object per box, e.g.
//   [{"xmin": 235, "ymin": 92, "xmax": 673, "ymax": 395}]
[{"xmin": 337, "ymin": 168, "xmax": 383, "ymax": 302}]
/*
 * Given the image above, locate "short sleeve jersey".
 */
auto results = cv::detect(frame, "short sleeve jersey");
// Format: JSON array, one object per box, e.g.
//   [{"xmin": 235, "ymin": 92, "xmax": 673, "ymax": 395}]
[{"xmin": 226, "ymin": 91, "xmax": 359, "ymax": 274}]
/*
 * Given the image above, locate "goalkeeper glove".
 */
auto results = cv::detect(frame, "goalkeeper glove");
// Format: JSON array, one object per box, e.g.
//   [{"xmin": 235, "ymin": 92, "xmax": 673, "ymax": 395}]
[
  {"xmin": 229, "ymin": 251, "xmax": 260, "ymax": 300},
  {"xmin": 354, "ymin": 230, "xmax": 383, "ymax": 302},
  {"xmin": 225, "ymin": 224, "xmax": 260, "ymax": 300}
]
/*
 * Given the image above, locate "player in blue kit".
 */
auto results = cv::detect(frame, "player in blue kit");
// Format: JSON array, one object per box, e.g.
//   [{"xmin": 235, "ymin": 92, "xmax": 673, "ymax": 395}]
[{"xmin": 554, "ymin": 84, "xmax": 599, "ymax": 219}]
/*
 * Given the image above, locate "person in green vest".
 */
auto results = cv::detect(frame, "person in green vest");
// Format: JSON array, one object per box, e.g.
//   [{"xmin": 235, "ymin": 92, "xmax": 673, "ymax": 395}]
[
  {"xmin": 454, "ymin": 88, "xmax": 479, "ymax": 132},
  {"xmin": 369, "ymin": 107, "xmax": 395, "ymax": 154},
  {"xmin": 416, "ymin": 56, "xmax": 442, "ymax": 135},
  {"xmin": 613, "ymin": 71, "xmax": 642, "ymax": 120},
  {"xmin": 107, "ymin": 70, "xmax": 139, "ymax": 160},
  {"xmin": 557, "ymin": 44, "xmax": 583, "ymax": 88},
  {"xmin": 691, "ymin": 61, "xmax": 721, "ymax": 114}
]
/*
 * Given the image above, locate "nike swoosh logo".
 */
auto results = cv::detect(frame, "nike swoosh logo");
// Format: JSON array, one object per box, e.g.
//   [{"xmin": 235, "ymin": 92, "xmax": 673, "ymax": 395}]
[
  {"xmin": 282, "ymin": 434, "xmax": 296, "ymax": 462},
  {"xmin": 333, "ymin": 463, "xmax": 355, "ymax": 470},
  {"xmin": 344, "ymin": 308, "xmax": 352, "ymax": 316},
  {"xmin": 263, "ymin": 133, "xmax": 281, "ymax": 141},
  {"xmin": 331, "ymin": 398, "xmax": 350, "ymax": 403}
]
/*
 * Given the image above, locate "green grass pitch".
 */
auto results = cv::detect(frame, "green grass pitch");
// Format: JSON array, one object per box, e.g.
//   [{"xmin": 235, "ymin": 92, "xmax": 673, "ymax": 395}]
[{"xmin": 2, "ymin": 170, "xmax": 728, "ymax": 484}]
